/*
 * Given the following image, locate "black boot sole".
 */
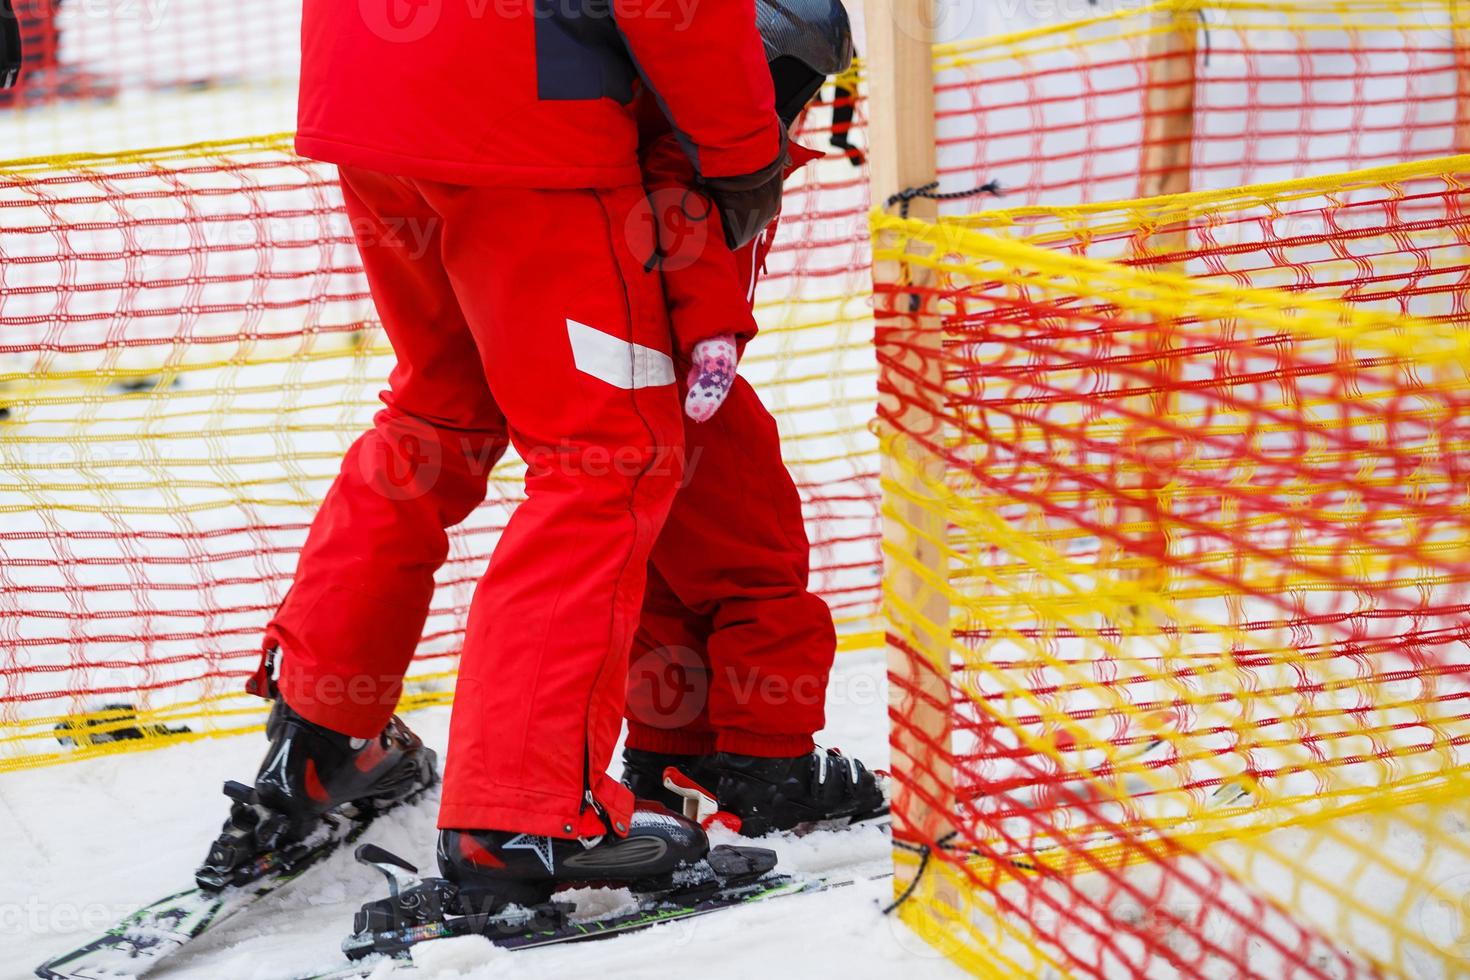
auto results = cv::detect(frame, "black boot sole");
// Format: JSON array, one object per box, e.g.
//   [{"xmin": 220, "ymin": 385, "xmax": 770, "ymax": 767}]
[{"xmin": 354, "ymin": 747, "xmax": 439, "ymax": 813}]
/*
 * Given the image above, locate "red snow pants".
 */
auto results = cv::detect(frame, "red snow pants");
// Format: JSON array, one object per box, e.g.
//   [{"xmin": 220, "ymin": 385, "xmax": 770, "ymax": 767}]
[
  {"xmin": 264, "ymin": 166, "xmax": 684, "ymax": 839},
  {"xmin": 624, "ymin": 377, "xmax": 834, "ymax": 758}
]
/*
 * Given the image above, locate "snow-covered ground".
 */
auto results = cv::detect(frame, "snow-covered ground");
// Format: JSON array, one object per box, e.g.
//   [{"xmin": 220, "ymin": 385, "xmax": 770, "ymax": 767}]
[
  {"xmin": 7, "ymin": 1, "xmax": 1470, "ymax": 977},
  {"xmin": 5, "ymin": 649, "xmax": 967, "ymax": 980}
]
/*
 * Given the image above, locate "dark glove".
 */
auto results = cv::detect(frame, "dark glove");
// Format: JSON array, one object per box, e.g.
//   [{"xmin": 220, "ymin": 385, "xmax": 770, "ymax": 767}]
[
  {"xmin": 698, "ymin": 128, "xmax": 790, "ymax": 250},
  {"xmin": 1, "ymin": 0, "xmax": 21, "ymax": 90}
]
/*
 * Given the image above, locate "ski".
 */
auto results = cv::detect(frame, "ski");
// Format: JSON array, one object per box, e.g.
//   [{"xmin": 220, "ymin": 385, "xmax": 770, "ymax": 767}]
[
  {"xmin": 964, "ymin": 708, "xmax": 1183, "ymax": 808},
  {"xmin": 35, "ymin": 780, "xmax": 435, "ymax": 980},
  {"xmin": 990, "ymin": 774, "xmax": 1257, "ymax": 873},
  {"xmin": 292, "ymin": 844, "xmax": 868, "ymax": 980}
]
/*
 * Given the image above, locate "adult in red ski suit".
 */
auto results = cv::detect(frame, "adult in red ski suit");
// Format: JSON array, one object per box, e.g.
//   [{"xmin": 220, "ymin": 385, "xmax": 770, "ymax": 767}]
[
  {"xmin": 624, "ymin": 102, "xmax": 835, "ymax": 760},
  {"xmin": 262, "ymin": 0, "xmax": 785, "ymax": 839}
]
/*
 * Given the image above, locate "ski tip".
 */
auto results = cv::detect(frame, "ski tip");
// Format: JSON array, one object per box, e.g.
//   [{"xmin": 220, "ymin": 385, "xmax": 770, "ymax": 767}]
[
  {"xmin": 35, "ymin": 959, "xmax": 127, "ymax": 980},
  {"xmin": 355, "ymin": 843, "xmax": 417, "ymax": 874}
]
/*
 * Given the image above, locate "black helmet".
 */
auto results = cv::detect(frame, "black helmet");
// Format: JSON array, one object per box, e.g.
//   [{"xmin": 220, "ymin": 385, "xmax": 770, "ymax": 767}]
[{"xmin": 756, "ymin": 0, "xmax": 854, "ymax": 124}]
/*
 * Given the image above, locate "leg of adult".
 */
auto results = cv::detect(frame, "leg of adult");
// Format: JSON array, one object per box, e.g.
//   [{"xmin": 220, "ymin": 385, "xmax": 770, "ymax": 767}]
[
  {"xmin": 429, "ymin": 180, "xmax": 686, "ymax": 839},
  {"xmin": 258, "ymin": 167, "xmax": 510, "ymax": 739}
]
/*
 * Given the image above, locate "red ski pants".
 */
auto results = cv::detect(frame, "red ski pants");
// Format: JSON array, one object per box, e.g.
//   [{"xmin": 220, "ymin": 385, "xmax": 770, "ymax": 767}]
[
  {"xmin": 265, "ymin": 167, "xmax": 683, "ymax": 838},
  {"xmin": 624, "ymin": 376, "xmax": 834, "ymax": 758}
]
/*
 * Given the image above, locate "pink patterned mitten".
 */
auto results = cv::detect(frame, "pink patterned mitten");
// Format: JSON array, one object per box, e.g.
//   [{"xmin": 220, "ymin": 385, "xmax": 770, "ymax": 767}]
[{"xmin": 684, "ymin": 333, "xmax": 738, "ymax": 423}]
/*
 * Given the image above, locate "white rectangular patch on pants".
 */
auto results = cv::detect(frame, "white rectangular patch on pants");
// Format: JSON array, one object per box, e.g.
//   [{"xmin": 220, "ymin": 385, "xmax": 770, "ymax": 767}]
[{"xmin": 567, "ymin": 317, "xmax": 676, "ymax": 390}]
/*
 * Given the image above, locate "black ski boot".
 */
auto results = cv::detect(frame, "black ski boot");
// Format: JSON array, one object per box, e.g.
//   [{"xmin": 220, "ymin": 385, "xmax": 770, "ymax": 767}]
[
  {"xmin": 438, "ymin": 802, "xmax": 710, "ymax": 910},
  {"xmin": 252, "ymin": 699, "xmax": 436, "ymax": 833},
  {"xmin": 713, "ymin": 747, "xmax": 888, "ymax": 837},
  {"xmin": 345, "ymin": 817, "xmax": 781, "ymax": 960},
  {"xmin": 620, "ymin": 747, "xmax": 719, "ymax": 812},
  {"xmin": 197, "ymin": 699, "xmax": 437, "ymax": 889}
]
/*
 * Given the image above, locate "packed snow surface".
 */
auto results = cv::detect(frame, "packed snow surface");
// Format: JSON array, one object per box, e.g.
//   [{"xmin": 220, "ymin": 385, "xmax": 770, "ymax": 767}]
[{"xmin": 6, "ymin": 651, "xmax": 968, "ymax": 980}]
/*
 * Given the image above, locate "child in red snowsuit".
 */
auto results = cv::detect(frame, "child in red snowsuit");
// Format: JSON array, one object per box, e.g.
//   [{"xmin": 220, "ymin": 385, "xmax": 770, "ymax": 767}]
[
  {"xmin": 619, "ymin": 3, "xmax": 886, "ymax": 833},
  {"xmin": 624, "ymin": 100, "xmax": 834, "ymax": 761}
]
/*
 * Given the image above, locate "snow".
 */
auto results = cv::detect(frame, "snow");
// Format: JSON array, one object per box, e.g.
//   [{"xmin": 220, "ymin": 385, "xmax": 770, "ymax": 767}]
[
  {"xmin": 5, "ymin": 0, "xmax": 1467, "ymax": 977},
  {"xmin": 4, "ymin": 649, "xmax": 968, "ymax": 980}
]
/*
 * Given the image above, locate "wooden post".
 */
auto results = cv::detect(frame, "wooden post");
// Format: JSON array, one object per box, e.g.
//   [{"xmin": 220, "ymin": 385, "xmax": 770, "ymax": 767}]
[
  {"xmin": 1121, "ymin": 5, "xmax": 1199, "ymax": 604},
  {"xmin": 1455, "ymin": 1, "xmax": 1470, "ymax": 154},
  {"xmin": 863, "ymin": 0, "xmax": 956, "ymax": 895},
  {"xmin": 1139, "ymin": 5, "xmax": 1198, "ymax": 202}
]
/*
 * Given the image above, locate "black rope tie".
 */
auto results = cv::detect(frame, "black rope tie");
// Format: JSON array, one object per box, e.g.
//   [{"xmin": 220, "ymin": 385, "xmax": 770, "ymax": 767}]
[
  {"xmin": 881, "ymin": 831, "xmax": 960, "ymax": 915},
  {"xmin": 881, "ymin": 180, "xmax": 1002, "ymax": 312},
  {"xmin": 885, "ymin": 179, "xmax": 1004, "ymax": 219}
]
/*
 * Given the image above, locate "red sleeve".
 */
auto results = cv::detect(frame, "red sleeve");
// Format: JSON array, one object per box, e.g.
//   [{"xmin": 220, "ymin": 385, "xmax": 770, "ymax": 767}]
[
  {"xmin": 614, "ymin": 0, "xmax": 782, "ymax": 179},
  {"xmin": 641, "ymin": 132, "xmax": 760, "ymax": 355}
]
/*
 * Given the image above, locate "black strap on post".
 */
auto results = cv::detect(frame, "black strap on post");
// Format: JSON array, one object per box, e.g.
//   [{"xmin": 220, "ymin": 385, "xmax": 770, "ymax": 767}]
[
  {"xmin": 885, "ymin": 179, "xmax": 1004, "ymax": 219},
  {"xmin": 880, "ymin": 832, "xmax": 959, "ymax": 915}
]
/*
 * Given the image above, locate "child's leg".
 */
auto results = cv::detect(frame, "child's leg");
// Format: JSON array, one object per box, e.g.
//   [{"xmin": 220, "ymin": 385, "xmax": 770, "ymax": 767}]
[
  {"xmin": 626, "ymin": 564, "xmax": 716, "ymax": 756},
  {"xmin": 646, "ymin": 377, "xmax": 835, "ymax": 757}
]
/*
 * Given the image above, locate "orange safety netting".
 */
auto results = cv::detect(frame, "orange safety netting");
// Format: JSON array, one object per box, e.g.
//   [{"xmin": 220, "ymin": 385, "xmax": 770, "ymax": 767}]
[
  {"xmin": 876, "ymin": 155, "xmax": 1470, "ymax": 978},
  {"xmin": 934, "ymin": 0, "xmax": 1470, "ymax": 208},
  {"xmin": 1, "ymin": 0, "xmax": 300, "ymax": 155},
  {"xmin": 0, "ymin": 117, "xmax": 878, "ymax": 768}
]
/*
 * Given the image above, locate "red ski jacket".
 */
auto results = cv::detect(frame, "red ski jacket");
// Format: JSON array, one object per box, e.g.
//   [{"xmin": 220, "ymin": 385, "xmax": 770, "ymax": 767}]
[{"xmin": 297, "ymin": 0, "xmax": 783, "ymax": 188}]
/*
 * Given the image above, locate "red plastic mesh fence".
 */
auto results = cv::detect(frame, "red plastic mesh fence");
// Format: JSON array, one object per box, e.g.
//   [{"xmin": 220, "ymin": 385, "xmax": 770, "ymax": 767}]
[
  {"xmin": 1, "ymin": 0, "xmax": 300, "ymax": 155},
  {"xmin": 3, "ymin": 0, "xmax": 1466, "ymax": 835},
  {"xmin": 876, "ymin": 155, "xmax": 1470, "ymax": 978},
  {"xmin": 0, "ymin": 122, "xmax": 878, "ymax": 768},
  {"xmin": 934, "ymin": 0, "xmax": 1470, "ymax": 209}
]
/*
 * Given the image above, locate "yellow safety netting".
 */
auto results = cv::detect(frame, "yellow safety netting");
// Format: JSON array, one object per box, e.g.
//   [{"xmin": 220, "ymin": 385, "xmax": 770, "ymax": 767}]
[{"xmin": 875, "ymin": 155, "xmax": 1470, "ymax": 979}]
